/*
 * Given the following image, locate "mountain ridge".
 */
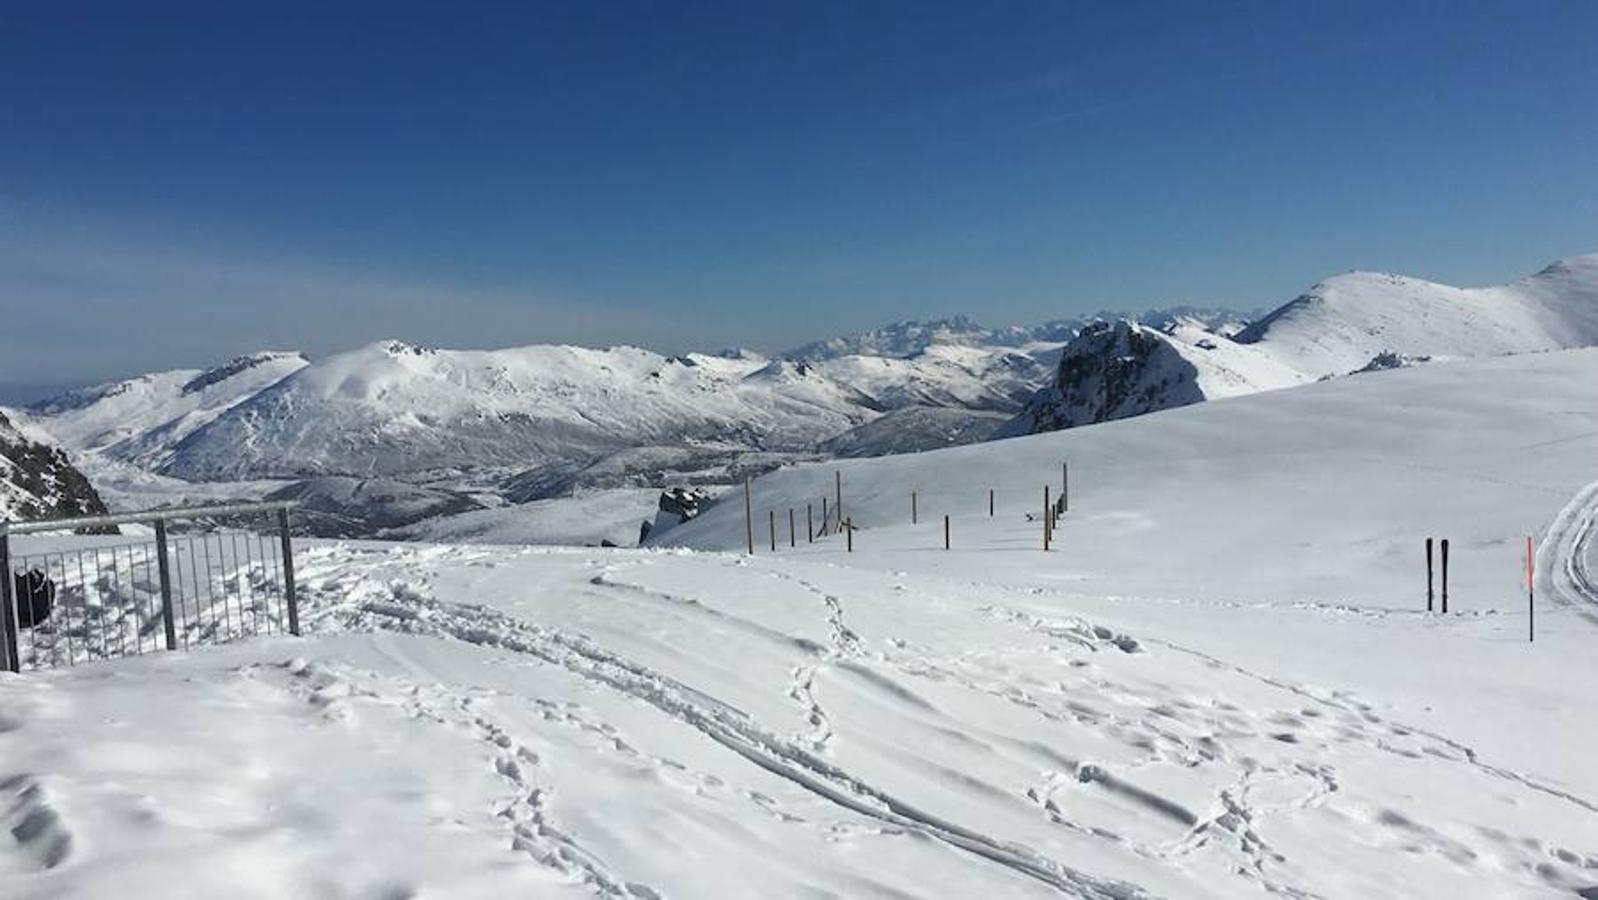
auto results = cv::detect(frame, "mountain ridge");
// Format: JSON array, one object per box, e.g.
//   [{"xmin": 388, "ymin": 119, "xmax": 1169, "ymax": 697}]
[{"xmin": 1010, "ymin": 250, "xmax": 1598, "ymax": 435}]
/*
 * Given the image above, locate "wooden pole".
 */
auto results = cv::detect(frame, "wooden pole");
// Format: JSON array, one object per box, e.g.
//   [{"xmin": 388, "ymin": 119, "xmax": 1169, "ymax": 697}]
[
  {"xmin": 821, "ymin": 497, "xmax": 829, "ymax": 536},
  {"xmin": 744, "ymin": 477, "xmax": 754, "ymax": 554},
  {"xmin": 943, "ymin": 515, "xmax": 950, "ymax": 550},
  {"xmin": 770, "ymin": 510, "xmax": 777, "ymax": 552},
  {"xmin": 1063, "ymin": 461, "xmax": 1069, "ymax": 512},
  {"xmin": 988, "ymin": 488, "xmax": 994, "ymax": 517},
  {"xmin": 835, "ymin": 471, "xmax": 843, "ymax": 526},
  {"xmin": 912, "ymin": 490, "xmax": 917, "ymax": 525},
  {"xmin": 789, "ymin": 508, "xmax": 796, "ymax": 548},
  {"xmin": 1043, "ymin": 485, "xmax": 1051, "ymax": 551},
  {"xmin": 278, "ymin": 507, "xmax": 301, "ymax": 636},
  {"xmin": 845, "ymin": 518, "xmax": 853, "ymax": 553},
  {"xmin": 807, "ymin": 503, "xmax": 813, "ymax": 542}
]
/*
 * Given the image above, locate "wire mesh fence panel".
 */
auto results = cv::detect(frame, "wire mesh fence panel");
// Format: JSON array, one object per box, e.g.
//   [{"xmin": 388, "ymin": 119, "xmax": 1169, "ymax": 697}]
[{"xmin": 1, "ymin": 502, "xmax": 299, "ymax": 673}]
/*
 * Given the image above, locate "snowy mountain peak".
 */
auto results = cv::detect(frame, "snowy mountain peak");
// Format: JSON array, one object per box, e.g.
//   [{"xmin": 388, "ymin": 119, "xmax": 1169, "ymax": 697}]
[
  {"xmin": 1234, "ymin": 251, "xmax": 1598, "ymax": 378},
  {"xmin": 21, "ymin": 350, "xmax": 308, "ymax": 467}
]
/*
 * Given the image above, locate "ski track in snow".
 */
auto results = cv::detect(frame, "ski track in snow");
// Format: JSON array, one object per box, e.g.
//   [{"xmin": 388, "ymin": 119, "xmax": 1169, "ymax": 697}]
[
  {"xmin": 278, "ymin": 544, "xmax": 1598, "ymax": 898},
  {"xmin": 1542, "ymin": 479, "xmax": 1598, "ymax": 626},
  {"xmin": 299, "ymin": 550, "xmax": 1150, "ymax": 899}
]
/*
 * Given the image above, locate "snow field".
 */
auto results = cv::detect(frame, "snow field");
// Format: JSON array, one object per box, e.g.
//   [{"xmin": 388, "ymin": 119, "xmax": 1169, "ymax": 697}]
[{"xmin": 3, "ymin": 349, "xmax": 1597, "ymax": 897}]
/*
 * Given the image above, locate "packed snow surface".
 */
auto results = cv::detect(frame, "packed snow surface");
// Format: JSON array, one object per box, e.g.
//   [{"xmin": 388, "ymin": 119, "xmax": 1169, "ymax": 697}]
[{"xmin": 4, "ymin": 349, "xmax": 1598, "ymax": 897}]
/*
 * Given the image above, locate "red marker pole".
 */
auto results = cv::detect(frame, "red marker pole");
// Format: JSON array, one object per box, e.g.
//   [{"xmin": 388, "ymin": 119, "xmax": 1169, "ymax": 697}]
[{"xmin": 1527, "ymin": 536, "xmax": 1535, "ymax": 644}]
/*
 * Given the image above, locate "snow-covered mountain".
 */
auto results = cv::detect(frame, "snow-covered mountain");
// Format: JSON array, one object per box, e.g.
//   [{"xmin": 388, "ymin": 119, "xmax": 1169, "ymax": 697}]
[
  {"xmin": 1233, "ymin": 253, "xmax": 1598, "ymax": 377},
  {"xmin": 1009, "ymin": 251, "xmax": 1598, "ymax": 435},
  {"xmin": 24, "ymin": 351, "xmax": 308, "ymax": 468},
  {"xmin": 135, "ymin": 340, "xmax": 1055, "ymax": 481},
  {"xmin": 27, "ymin": 308, "xmax": 1271, "ymax": 496}
]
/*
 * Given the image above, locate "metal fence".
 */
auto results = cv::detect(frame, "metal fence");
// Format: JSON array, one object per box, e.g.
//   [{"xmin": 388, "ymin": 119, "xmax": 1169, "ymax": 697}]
[{"xmin": 0, "ymin": 501, "xmax": 300, "ymax": 673}]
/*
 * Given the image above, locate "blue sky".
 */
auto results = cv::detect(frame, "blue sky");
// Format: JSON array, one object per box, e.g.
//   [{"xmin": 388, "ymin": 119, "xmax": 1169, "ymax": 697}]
[{"xmin": 2, "ymin": 1, "xmax": 1596, "ymax": 397}]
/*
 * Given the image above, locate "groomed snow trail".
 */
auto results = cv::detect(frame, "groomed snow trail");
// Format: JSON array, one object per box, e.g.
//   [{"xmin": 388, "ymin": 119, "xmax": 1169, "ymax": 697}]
[{"xmin": 1541, "ymin": 479, "xmax": 1598, "ymax": 624}]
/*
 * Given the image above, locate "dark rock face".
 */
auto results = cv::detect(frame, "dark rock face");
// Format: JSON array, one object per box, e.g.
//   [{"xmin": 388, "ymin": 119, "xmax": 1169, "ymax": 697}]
[
  {"xmin": 1001, "ymin": 321, "xmax": 1205, "ymax": 435},
  {"xmin": 181, "ymin": 352, "xmax": 306, "ymax": 396},
  {"xmin": 659, "ymin": 487, "xmax": 711, "ymax": 524},
  {"xmin": 0, "ymin": 410, "xmax": 113, "ymax": 524}
]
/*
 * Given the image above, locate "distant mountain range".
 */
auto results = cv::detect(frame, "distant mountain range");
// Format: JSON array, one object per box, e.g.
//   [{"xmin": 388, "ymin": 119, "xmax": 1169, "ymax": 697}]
[
  {"xmin": 7, "ymin": 252, "xmax": 1595, "ymax": 537},
  {"xmin": 779, "ymin": 307, "xmax": 1254, "ymax": 361}
]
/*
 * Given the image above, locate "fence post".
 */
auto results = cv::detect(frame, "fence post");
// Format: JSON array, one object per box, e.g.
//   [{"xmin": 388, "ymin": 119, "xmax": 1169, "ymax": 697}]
[
  {"xmin": 789, "ymin": 508, "xmax": 795, "ymax": 548},
  {"xmin": 1441, "ymin": 538, "xmax": 1449, "ymax": 614},
  {"xmin": 153, "ymin": 518, "xmax": 178, "ymax": 651},
  {"xmin": 770, "ymin": 510, "xmax": 777, "ymax": 552},
  {"xmin": 0, "ymin": 532, "xmax": 17, "ymax": 673},
  {"xmin": 1063, "ymin": 462, "xmax": 1069, "ymax": 512},
  {"xmin": 845, "ymin": 518, "xmax": 853, "ymax": 553},
  {"xmin": 988, "ymin": 488, "xmax": 994, "ymax": 517},
  {"xmin": 278, "ymin": 508, "xmax": 301, "ymax": 636},
  {"xmin": 912, "ymin": 490, "xmax": 917, "ymax": 525},
  {"xmin": 943, "ymin": 515, "xmax": 949, "ymax": 550},
  {"xmin": 835, "ymin": 471, "xmax": 843, "ymax": 527},
  {"xmin": 807, "ymin": 503, "xmax": 813, "ymax": 543},
  {"xmin": 1043, "ymin": 485, "xmax": 1051, "ymax": 551},
  {"xmin": 821, "ymin": 497, "xmax": 829, "ymax": 537},
  {"xmin": 744, "ymin": 477, "xmax": 754, "ymax": 554}
]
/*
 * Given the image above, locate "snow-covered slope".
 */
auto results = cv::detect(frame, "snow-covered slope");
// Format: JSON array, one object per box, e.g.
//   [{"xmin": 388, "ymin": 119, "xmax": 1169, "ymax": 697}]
[
  {"xmin": 1234, "ymin": 252, "xmax": 1598, "ymax": 378},
  {"xmin": 23, "ymin": 351, "xmax": 307, "ymax": 468},
  {"xmin": 265, "ymin": 476, "xmax": 484, "ymax": 537},
  {"xmin": 658, "ymin": 347, "xmax": 1598, "ymax": 609},
  {"xmin": 7, "ymin": 349, "xmax": 1598, "ymax": 897},
  {"xmin": 820, "ymin": 405, "xmax": 1011, "ymax": 457},
  {"xmin": 1012, "ymin": 252, "xmax": 1598, "ymax": 434}
]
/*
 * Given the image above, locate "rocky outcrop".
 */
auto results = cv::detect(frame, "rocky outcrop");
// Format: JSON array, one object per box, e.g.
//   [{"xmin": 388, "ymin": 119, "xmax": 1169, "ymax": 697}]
[
  {"xmin": 0, "ymin": 410, "xmax": 113, "ymax": 524},
  {"xmin": 1001, "ymin": 321, "xmax": 1207, "ymax": 435}
]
